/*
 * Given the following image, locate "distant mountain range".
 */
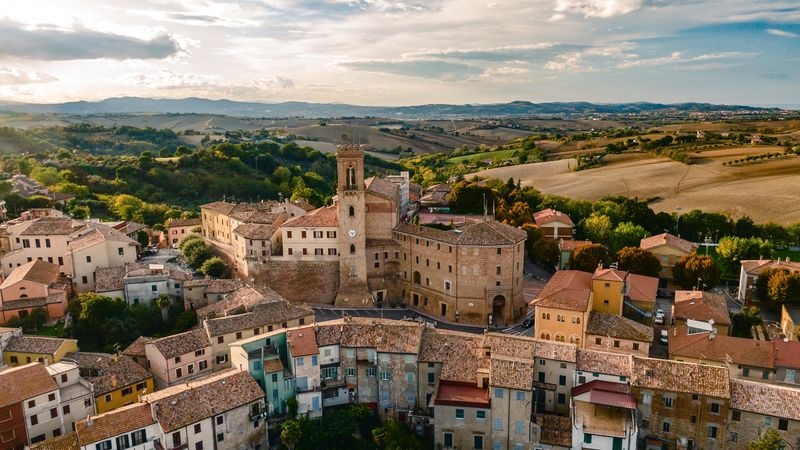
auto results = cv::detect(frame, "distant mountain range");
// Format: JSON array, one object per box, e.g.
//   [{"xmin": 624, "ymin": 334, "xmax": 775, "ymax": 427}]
[{"xmin": 0, "ymin": 97, "xmax": 786, "ymax": 119}]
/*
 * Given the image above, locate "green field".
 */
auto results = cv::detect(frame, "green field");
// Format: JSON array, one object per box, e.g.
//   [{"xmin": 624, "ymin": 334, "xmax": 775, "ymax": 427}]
[
  {"xmin": 446, "ymin": 149, "xmax": 517, "ymax": 164},
  {"xmin": 29, "ymin": 323, "xmax": 67, "ymax": 337}
]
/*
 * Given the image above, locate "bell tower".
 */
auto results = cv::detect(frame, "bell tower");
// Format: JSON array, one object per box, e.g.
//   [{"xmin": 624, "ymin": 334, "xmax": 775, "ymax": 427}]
[{"xmin": 334, "ymin": 145, "xmax": 370, "ymax": 306}]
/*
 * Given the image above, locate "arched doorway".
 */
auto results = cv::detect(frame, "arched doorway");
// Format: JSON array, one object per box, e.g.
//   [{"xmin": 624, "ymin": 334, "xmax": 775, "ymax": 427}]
[
  {"xmin": 413, "ymin": 271, "xmax": 421, "ymax": 285},
  {"xmin": 492, "ymin": 295, "xmax": 505, "ymax": 325}
]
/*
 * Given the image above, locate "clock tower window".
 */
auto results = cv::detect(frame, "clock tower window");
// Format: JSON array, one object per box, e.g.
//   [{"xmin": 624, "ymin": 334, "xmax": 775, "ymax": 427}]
[
  {"xmin": 349, "ymin": 206, "xmax": 355, "ymax": 217},
  {"xmin": 350, "ymin": 244, "xmax": 356, "ymax": 254}
]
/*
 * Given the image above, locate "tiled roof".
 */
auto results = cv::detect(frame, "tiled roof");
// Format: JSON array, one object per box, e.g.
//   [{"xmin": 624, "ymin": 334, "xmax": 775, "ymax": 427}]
[
  {"xmin": 730, "ymin": 378, "xmax": 800, "ymax": 421},
  {"xmin": 433, "ymin": 381, "xmax": 490, "ymax": 408},
  {"xmin": 626, "ymin": 273, "xmax": 658, "ymax": 304},
  {"xmin": 4, "ymin": 335, "xmax": 72, "ymax": 354},
  {"xmin": 281, "ymin": 206, "xmax": 338, "ymax": 228},
  {"xmin": 149, "ymin": 329, "xmax": 210, "ymax": 360},
  {"xmin": 394, "ymin": 220, "xmax": 527, "ymax": 246},
  {"xmin": 418, "ymin": 328, "xmax": 487, "ymax": 383},
  {"xmin": 558, "ymin": 239, "xmax": 592, "ymax": 251},
  {"xmin": 64, "ymin": 352, "xmax": 152, "ymax": 395},
  {"xmin": 534, "ymin": 339, "xmax": 578, "ymax": 363},
  {"xmin": 0, "ymin": 363, "xmax": 59, "ymax": 407},
  {"xmin": 203, "ymin": 299, "xmax": 313, "ymax": 337},
  {"xmin": 287, "ymin": 326, "xmax": 319, "ymax": 357},
  {"xmin": 29, "ymin": 432, "xmax": 79, "ymax": 450},
  {"xmin": 593, "ymin": 267, "xmax": 626, "ymax": 282},
  {"xmin": 673, "ymin": 291, "xmax": 731, "ymax": 326},
  {"xmin": 586, "ymin": 311, "xmax": 653, "ymax": 342},
  {"xmin": 76, "ymin": 403, "xmax": 155, "ymax": 445},
  {"xmin": 315, "ymin": 317, "xmax": 424, "ymax": 354},
  {"xmin": 536, "ymin": 415, "xmax": 572, "ymax": 447},
  {"xmin": 0, "ymin": 259, "xmax": 59, "ymax": 288},
  {"xmin": 122, "ymin": 336, "xmax": 154, "ymax": 358},
  {"xmin": 531, "ymin": 270, "xmax": 592, "ymax": 311},
  {"xmin": 667, "ymin": 325, "xmax": 774, "ymax": 368},
  {"xmin": 263, "ymin": 358, "xmax": 284, "ymax": 374},
  {"xmin": 230, "ymin": 210, "xmax": 283, "ymax": 224},
  {"xmin": 631, "ymin": 356, "xmax": 730, "ymax": 398},
  {"xmin": 167, "ymin": 218, "xmax": 202, "ymax": 228},
  {"xmin": 774, "ymin": 339, "xmax": 800, "ymax": 369},
  {"xmin": 184, "ymin": 278, "xmax": 241, "ymax": 293},
  {"xmin": 490, "ymin": 355, "xmax": 534, "ymax": 390},
  {"xmin": 19, "ymin": 217, "xmax": 78, "ymax": 235},
  {"xmin": 200, "ymin": 201, "xmax": 237, "ymax": 214},
  {"xmin": 143, "ymin": 370, "xmax": 263, "ymax": 433},
  {"xmin": 533, "ymin": 208, "xmax": 574, "ymax": 227},
  {"xmin": 1, "ymin": 292, "xmax": 66, "ymax": 311},
  {"xmin": 95, "ymin": 266, "xmax": 125, "ymax": 292},
  {"xmin": 365, "ymin": 177, "xmax": 399, "ymax": 200},
  {"xmin": 741, "ymin": 259, "xmax": 800, "ymax": 276},
  {"xmin": 577, "ymin": 349, "xmax": 633, "ymax": 378},
  {"xmin": 290, "ymin": 199, "xmax": 316, "ymax": 212},
  {"xmin": 196, "ymin": 285, "xmax": 281, "ymax": 320},
  {"xmin": 640, "ymin": 232, "xmax": 698, "ymax": 254},
  {"xmin": 484, "ymin": 333, "xmax": 535, "ymax": 359},
  {"xmin": 233, "ymin": 223, "xmax": 277, "ymax": 240}
]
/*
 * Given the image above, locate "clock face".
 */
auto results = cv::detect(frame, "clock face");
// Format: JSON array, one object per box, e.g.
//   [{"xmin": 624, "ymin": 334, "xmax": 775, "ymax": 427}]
[{"xmin": 347, "ymin": 229, "xmax": 357, "ymax": 238}]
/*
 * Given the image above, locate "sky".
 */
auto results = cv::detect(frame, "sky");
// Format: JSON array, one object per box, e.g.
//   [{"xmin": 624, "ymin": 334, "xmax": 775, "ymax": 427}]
[{"xmin": 0, "ymin": 0, "xmax": 798, "ymax": 106}]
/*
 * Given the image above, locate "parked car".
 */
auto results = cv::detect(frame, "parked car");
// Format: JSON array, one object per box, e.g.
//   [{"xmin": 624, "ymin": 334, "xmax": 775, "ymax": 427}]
[
  {"xmin": 660, "ymin": 329, "xmax": 669, "ymax": 345},
  {"xmin": 522, "ymin": 317, "xmax": 533, "ymax": 328},
  {"xmin": 654, "ymin": 314, "xmax": 664, "ymax": 325}
]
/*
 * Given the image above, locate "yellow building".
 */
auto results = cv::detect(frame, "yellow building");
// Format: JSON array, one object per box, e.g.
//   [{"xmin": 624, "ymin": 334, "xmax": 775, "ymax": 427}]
[
  {"xmin": 64, "ymin": 351, "xmax": 155, "ymax": 413},
  {"xmin": 639, "ymin": 232, "xmax": 698, "ymax": 281},
  {"xmin": 782, "ymin": 305, "xmax": 800, "ymax": 341},
  {"xmin": 591, "ymin": 268, "xmax": 626, "ymax": 315},
  {"xmin": 3, "ymin": 335, "xmax": 78, "ymax": 366},
  {"xmin": 533, "ymin": 270, "xmax": 592, "ymax": 346}
]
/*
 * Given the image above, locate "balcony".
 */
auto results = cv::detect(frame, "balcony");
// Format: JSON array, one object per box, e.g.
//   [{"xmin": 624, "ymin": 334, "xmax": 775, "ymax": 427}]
[{"xmin": 575, "ymin": 401, "xmax": 632, "ymax": 438}]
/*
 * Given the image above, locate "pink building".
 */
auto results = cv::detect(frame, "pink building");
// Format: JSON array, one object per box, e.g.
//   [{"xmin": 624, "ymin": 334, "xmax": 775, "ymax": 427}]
[{"xmin": 0, "ymin": 260, "xmax": 68, "ymax": 323}]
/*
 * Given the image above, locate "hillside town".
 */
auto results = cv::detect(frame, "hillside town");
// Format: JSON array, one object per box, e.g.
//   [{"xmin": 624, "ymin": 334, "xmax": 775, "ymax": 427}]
[{"xmin": 1, "ymin": 145, "xmax": 799, "ymax": 450}]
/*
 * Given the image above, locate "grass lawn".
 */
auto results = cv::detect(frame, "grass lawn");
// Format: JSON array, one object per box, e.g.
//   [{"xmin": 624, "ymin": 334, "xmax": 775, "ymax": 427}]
[
  {"xmin": 29, "ymin": 323, "xmax": 66, "ymax": 337},
  {"xmin": 773, "ymin": 248, "xmax": 800, "ymax": 262},
  {"xmin": 446, "ymin": 148, "xmax": 517, "ymax": 164}
]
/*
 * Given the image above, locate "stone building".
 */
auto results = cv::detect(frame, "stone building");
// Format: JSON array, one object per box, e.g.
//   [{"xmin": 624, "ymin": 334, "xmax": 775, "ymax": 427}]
[{"xmin": 727, "ymin": 378, "xmax": 800, "ymax": 449}]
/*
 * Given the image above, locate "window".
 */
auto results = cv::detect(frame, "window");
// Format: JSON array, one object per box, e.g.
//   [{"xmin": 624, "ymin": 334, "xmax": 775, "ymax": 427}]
[
  {"xmin": 443, "ymin": 432, "xmax": 453, "ymax": 448},
  {"xmin": 118, "ymin": 247, "xmax": 125, "ymax": 256},
  {"xmin": 287, "ymin": 231, "xmax": 292, "ymax": 238},
  {"xmin": 662, "ymin": 421, "xmax": 671, "ymax": 433},
  {"xmin": 86, "ymin": 255, "xmax": 92, "ymax": 263},
  {"xmin": 633, "ymin": 343, "xmax": 640, "ymax": 351},
  {"xmin": 708, "ymin": 425, "xmax": 718, "ymax": 439},
  {"xmin": 558, "ymin": 393, "xmax": 566, "ymax": 404},
  {"xmin": 176, "ymin": 368, "xmax": 182, "ymax": 378},
  {"xmin": 58, "ymin": 257, "xmax": 63, "ymax": 265},
  {"xmin": 121, "ymin": 387, "xmax": 133, "ymax": 396},
  {"xmin": 779, "ymin": 418, "xmax": 789, "ymax": 431},
  {"xmin": 216, "ymin": 416, "xmax": 224, "ymax": 425},
  {"xmin": 476, "ymin": 410, "xmax": 486, "ymax": 420},
  {"xmin": 104, "ymin": 394, "xmax": 112, "ymax": 403},
  {"xmin": 730, "ymin": 432, "xmax": 739, "ymax": 443},
  {"xmin": 455, "ymin": 409, "xmax": 464, "ymax": 419},
  {"xmin": 217, "ymin": 336, "xmax": 224, "ymax": 344},
  {"xmin": 584, "ymin": 434, "xmax": 593, "ymax": 444},
  {"xmin": 493, "ymin": 418, "xmax": 503, "ymax": 431},
  {"xmin": 743, "ymin": 367, "xmax": 750, "ymax": 376},
  {"xmin": 194, "ymin": 424, "xmax": 202, "ymax": 434},
  {"xmin": 175, "ymin": 356, "xmax": 182, "ymax": 363},
  {"xmin": 236, "ymin": 332, "xmax": 242, "ymax": 339},
  {"xmin": 379, "ymin": 371, "xmax": 392, "ymax": 381},
  {"xmin": 474, "ymin": 435, "xmax": 484, "ymax": 450},
  {"xmin": 515, "ymin": 420, "xmax": 524, "ymax": 435},
  {"xmin": 322, "ymin": 367, "xmax": 338, "ymax": 380},
  {"xmin": 366, "ymin": 367, "xmax": 376, "ymax": 377},
  {"xmin": 664, "ymin": 397, "xmax": 674, "ymax": 408},
  {"xmin": 188, "ymin": 364, "xmax": 194, "ymax": 374},
  {"xmin": 216, "ymin": 434, "xmax": 224, "ymax": 443},
  {"xmin": 348, "ymin": 206, "xmax": 355, "ymax": 217},
  {"xmin": 195, "ymin": 443, "xmax": 204, "ymax": 450},
  {"xmin": 116, "ymin": 435, "xmax": 130, "ymax": 450},
  {"xmin": 96, "ymin": 441, "xmax": 112, "ymax": 450},
  {"xmin": 172, "ymin": 432, "xmax": 181, "ymax": 447},
  {"xmin": 45, "ymin": 238, "xmax": 51, "ymax": 248},
  {"xmin": 311, "ymin": 355, "xmax": 318, "ymax": 365},
  {"xmin": 82, "ymin": 276, "xmax": 88, "ymax": 284},
  {"xmin": 613, "ymin": 340, "xmax": 620, "ymax": 348},
  {"xmin": 30, "ymin": 414, "xmax": 38, "ymax": 426},
  {"xmin": 131, "ymin": 430, "xmax": 146, "ymax": 445},
  {"xmin": 559, "ymin": 375, "xmax": 566, "ymax": 386},
  {"xmin": 765, "ymin": 417, "xmax": 772, "ymax": 426},
  {"xmin": 710, "ymin": 402, "xmax": 720, "ymax": 415},
  {"xmin": 297, "ymin": 357, "xmax": 304, "ymax": 366},
  {"xmin": 427, "ymin": 372, "xmax": 435, "ymax": 383},
  {"xmin": 63, "ymin": 405, "xmax": 70, "ymax": 415},
  {"xmin": 196, "ymin": 349, "xmax": 205, "ymax": 357},
  {"xmin": 690, "ymin": 415, "xmax": 697, "ymax": 424},
  {"xmin": 731, "ymin": 410, "xmax": 741, "ymax": 421},
  {"xmin": 516, "ymin": 391, "xmax": 525, "ymax": 401},
  {"xmin": 346, "ymin": 367, "xmax": 356, "ymax": 377},
  {"xmin": 494, "ymin": 388, "xmax": 504, "ymax": 399}
]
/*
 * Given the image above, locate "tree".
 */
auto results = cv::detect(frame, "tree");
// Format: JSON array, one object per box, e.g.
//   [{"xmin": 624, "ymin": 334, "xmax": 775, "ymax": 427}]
[
  {"xmin": 568, "ymin": 244, "xmax": 610, "ymax": 272},
  {"xmin": 731, "ymin": 306, "xmax": 763, "ymax": 338},
  {"xmin": 521, "ymin": 223, "xmax": 544, "ymax": 260},
  {"xmin": 137, "ymin": 230, "xmax": 150, "ymax": 248},
  {"xmin": 182, "ymin": 239, "xmax": 211, "ymax": 268},
  {"xmin": 717, "ymin": 236, "xmax": 774, "ymax": 266},
  {"xmin": 179, "ymin": 233, "xmax": 204, "ymax": 253},
  {"xmin": 372, "ymin": 420, "xmax": 423, "ymax": 450},
  {"xmin": 200, "ymin": 257, "xmax": 227, "ymax": 278},
  {"xmin": 672, "ymin": 254, "xmax": 721, "ymax": 289},
  {"xmin": 532, "ymin": 238, "xmax": 560, "ymax": 270},
  {"xmin": 291, "ymin": 178, "xmax": 313, "ymax": 202},
  {"xmin": 286, "ymin": 397, "xmax": 299, "ymax": 420},
  {"xmin": 616, "ymin": 247, "xmax": 662, "ymax": 277},
  {"xmin": 748, "ymin": 429, "xmax": 783, "ymax": 450},
  {"xmin": 73, "ymin": 293, "xmax": 136, "ymax": 352},
  {"xmin": 581, "ymin": 213, "xmax": 612, "ymax": 245},
  {"xmin": 609, "ymin": 221, "xmax": 648, "ymax": 252},
  {"xmin": 155, "ymin": 294, "xmax": 171, "ymax": 322},
  {"xmin": 280, "ymin": 420, "xmax": 302, "ymax": 450},
  {"xmin": 766, "ymin": 270, "xmax": 800, "ymax": 304}
]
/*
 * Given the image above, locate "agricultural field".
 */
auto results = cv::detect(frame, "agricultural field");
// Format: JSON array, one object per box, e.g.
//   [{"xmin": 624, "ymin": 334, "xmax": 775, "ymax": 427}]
[{"xmin": 472, "ymin": 146, "xmax": 800, "ymax": 225}]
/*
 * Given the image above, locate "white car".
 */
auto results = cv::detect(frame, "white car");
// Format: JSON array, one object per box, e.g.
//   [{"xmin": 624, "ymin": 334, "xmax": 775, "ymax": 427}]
[
  {"xmin": 654, "ymin": 313, "xmax": 665, "ymax": 325},
  {"xmin": 660, "ymin": 329, "xmax": 669, "ymax": 345}
]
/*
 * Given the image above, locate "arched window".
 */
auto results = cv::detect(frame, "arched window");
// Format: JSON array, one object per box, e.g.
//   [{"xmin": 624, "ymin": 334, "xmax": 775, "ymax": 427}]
[
  {"xmin": 350, "ymin": 244, "xmax": 356, "ymax": 254},
  {"xmin": 19, "ymin": 294, "xmax": 28, "ymax": 298},
  {"xmin": 413, "ymin": 271, "xmax": 421, "ymax": 285},
  {"xmin": 349, "ymin": 206, "xmax": 355, "ymax": 217}
]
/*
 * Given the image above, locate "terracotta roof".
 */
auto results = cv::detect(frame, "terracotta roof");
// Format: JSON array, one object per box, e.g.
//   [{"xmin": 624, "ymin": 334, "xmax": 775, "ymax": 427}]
[
  {"xmin": 593, "ymin": 267, "xmax": 627, "ymax": 282},
  {"xmin": 640, "ymin": 233, "xmax": 698, "ymax": 254},
  {"xmin": 536, "ymin": 415, "xmax": 572, "ymax": 448},
  {"xmin": 196, "ymin": 285, "xmax": 281, "ymax": 320},
  {"xmin": 148, "ymin": 328, "xmax": 210, "ymax": 360},
  {"xmin": 631, "ymin": 356, "xmax": 730, "ymax": 398},
  {"xmin": 625, "ymin": 273, "xmax": 659, "ymax": 304},
  {"xmin": 741, "ymin": 259, "xmax": 800, "ymax": 276},
  {"xmin": 730, "ymin": 378, "xmax": 800, "ymax": 422},
  {"xmin": 418, "ymin": 328, "xmax": 487, "ymax": 383},
  {"xmin": 394, "ymin": 220, "xmax": 527, "ymax": 246},
  {"xmin": 262, "ymin": 358, "xmax": 284, "ymax": 374},
  {"xmin": 433, "ymin": 381, "xmax": 490, "ymax": 408},
  {"xmin": 290, "ymin": 199, "xmax": 316, "ymax": 212},
  {"xmin": 534, "ymin": 339, "xmax": 578, "ymax": 363},
  {"xmin": 200, "ymin": 201, "xmax": 237, "ymax": 214},
  {"xmin": 281, "ymin": 206, "xmax": 338, "ymax": 228},
  {"xmin": 490, "ymin": 355, "xmax": 534, "ymax": 390},
  {"xmin": 0, "ymin": 363, "xmax": 59, "ymax": 407},
  {"xmin": 233, "ymin": 223, "xmax": 277, "ymax": 240},
  {"xmin": 94, "ymin": 266, "xmax": 125, "ymax": 292},
  {"xmin": 143, "ymin": 370, "xmax": 263, "ymax": 433},
  {"xmin": 533, "ymin": 208, "xmax": 574, "ymax": 227},
  {"xmin": 230, "ymin": 210, "xmax": 283, "ymax": 224},
  {"xmin": 287, "ymin": 326, "xmax": 319, "ymax": 357},
  {"xmin": 577, "ymin": 349, "xmax": 633, "ymax": 378},
  {"xmin": 531, "ymin": 270, "xmax": 592, "ymax": 311},
  {"xmin": 315, "ymin": 317, "xmax": 424, "ymax": 354},
  {"xmin": 484, "ymin": 333, "xmax": 535, "ymax": 359},
  {"xmin": 76, "ymin": 403, "xmax": 155, "ymax": 445},
  {"xmin": 167, "ymin": 218, "xmax": 202, "ymax": 228},
  {"xmin": 673, "ymin": 291, "xmax": 731, "ymax": 326},
  {"xmin": 774, "ymin": 339, "xmax": 800, "ymax": 369},
  {"xmin": 365, "ymin": 177, "xmax": 399, "ymax": 200},
  {"xmin": 184, "ymin": 278, "xmax": 241, "ymax": 293},
  {"xmin": 586, "ymin": 311, "xmax": 653, "ymax": 343},
  {"xmin": 572, "ymin": 380, "xmax": 636, "ymax": 409},
  {"xmin": 558, "ymin": 239, "xmax": 592, "ymax": 251},
  {"xmin": 0, "ymin": 259, "xmax": 59, "ymax": 288},
  {"xmin": 122, "ymin": 336, "xmax": 154, "ymax": 358},
  {"xmin": 667, "ymin": 325, "xmax": 774, "ymax": 368},
  {"xmin": 20, "ymin": 217, "xmax": 78, "ymax": 235},
  {"xmin": 203, "ymin": 298, "xmax": 313, "ymax": 337},
  {"xmin": 1, "ymin": 292, "xmax": 66, "ymax": 311},
  {"xmin": 64, "ymin": 352, "xmax": 152, "ymax": 395},
  {"xmin": 4, "ymin": 335, "xmax": 72, "ymax": 355},
  {"xmin": 29, "ymin": 432, "xmax": 79, "ymax": 450}
]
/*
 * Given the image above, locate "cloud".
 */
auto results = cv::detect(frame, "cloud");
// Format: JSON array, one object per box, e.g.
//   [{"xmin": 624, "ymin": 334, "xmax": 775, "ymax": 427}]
[
  {"xmin": 552, "ymin": 0, "xmax": 645, "ymax": 18},
  {"xmin": 0, "ymin": 67, "xmax": 58, "ymax": 85},
  {"xmin": 407, "ymin": 43, "xmax": 585, "ymax": 62},
  {"xmin": 767, "ymin": 28, "xmax": 799, "ymax": 38},
  {"xmin": 119, "ymin": 70, "xmax": 296, "ymax": 97},
  {"xmin": 544, "ymin": 42, "xmax": 638, "ymax": 71},
  {"xmin": 617, "ymin": 51, "xmax": 752, "ymax": 68},
  {"xmin": 340, "ymin": 59, "xmax": 483, "ymax": 79},
  {"xmin": 0, "ymin": 19, "xmax": 184, "ymax": 61}
]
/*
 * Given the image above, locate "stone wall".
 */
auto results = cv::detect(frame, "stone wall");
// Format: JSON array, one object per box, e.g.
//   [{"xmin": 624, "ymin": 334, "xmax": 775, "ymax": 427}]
[{"xmin": 252, "ymin": 260, "xmax": 339, "ymax": 305}]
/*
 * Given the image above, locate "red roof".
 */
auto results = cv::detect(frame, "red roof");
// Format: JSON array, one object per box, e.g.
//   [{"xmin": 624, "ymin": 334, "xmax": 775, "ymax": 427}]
[
  {"xmin": 572, "ymin": 380, "xmax": 636, "ymax": 409},
  {"xmin": 534, "ymin": 209, "xmax": 574, "ymax": 227},
  {"xmin": 433, "ymin": 381, "xmax": 490, "ymax": 408},
  {"xmin": 287, "ymin": 326, "xmax": 319, "ymax": 357},
  {"xmin": 773, "ymin": 339, "xmax": 800, "ymax": 369}
]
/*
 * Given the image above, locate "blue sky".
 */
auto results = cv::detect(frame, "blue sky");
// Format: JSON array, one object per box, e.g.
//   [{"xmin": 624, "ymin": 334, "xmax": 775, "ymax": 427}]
[{"xmin": 0, "ymin": 0, "xmax": 798, "ymax": 105}]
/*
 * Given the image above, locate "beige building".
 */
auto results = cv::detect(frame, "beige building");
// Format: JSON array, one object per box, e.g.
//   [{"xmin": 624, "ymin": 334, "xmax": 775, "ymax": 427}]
[
  {"xmin": 165, "ymin": 218, "xmax": 201, "ymax": 245},
  {"xmin": 44, "ymin": 362, "xmax": 95, "ymax": 434},
  {"xmin": 533, "ymin": 270, "xmax": 592, "ymax": 346},
  {"xmin": 533, "ymin": 209, "xmax": 574, "ymax": 240},
  {"xmin": 200, "ymin": 199, "xmax": 307, "ymax": 248},
  {"xmin": 0, "ymin": 363, "xmax": 64, "ymax": 445},
  {"xmin": 280, "ymin": 206, "xmax": 339, "ymax": 260},
  {"xmin": 182, "ymin": 278, "xmax": 241, "ymax": 310},
  {"xmin": 142, "ymin": 329, "xmax": 212, "ymax": 389},
  {"xmin": 0, "ymin": 260, "xmax": 68, "ymax": 323},
  {"xmin": 640, "ymin": 233, "xmax": 698, "ymax": 281},
  {"xmin": 737, "ymin": 259, "xmax": 800, "ymax": 303},
  {"xmin": 584, "ymin": 311, "xmax": 652, "ymax": 356},
  {"xmin": 727, "ymin": 379, "xmax": 800, "ymax": 449}
]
